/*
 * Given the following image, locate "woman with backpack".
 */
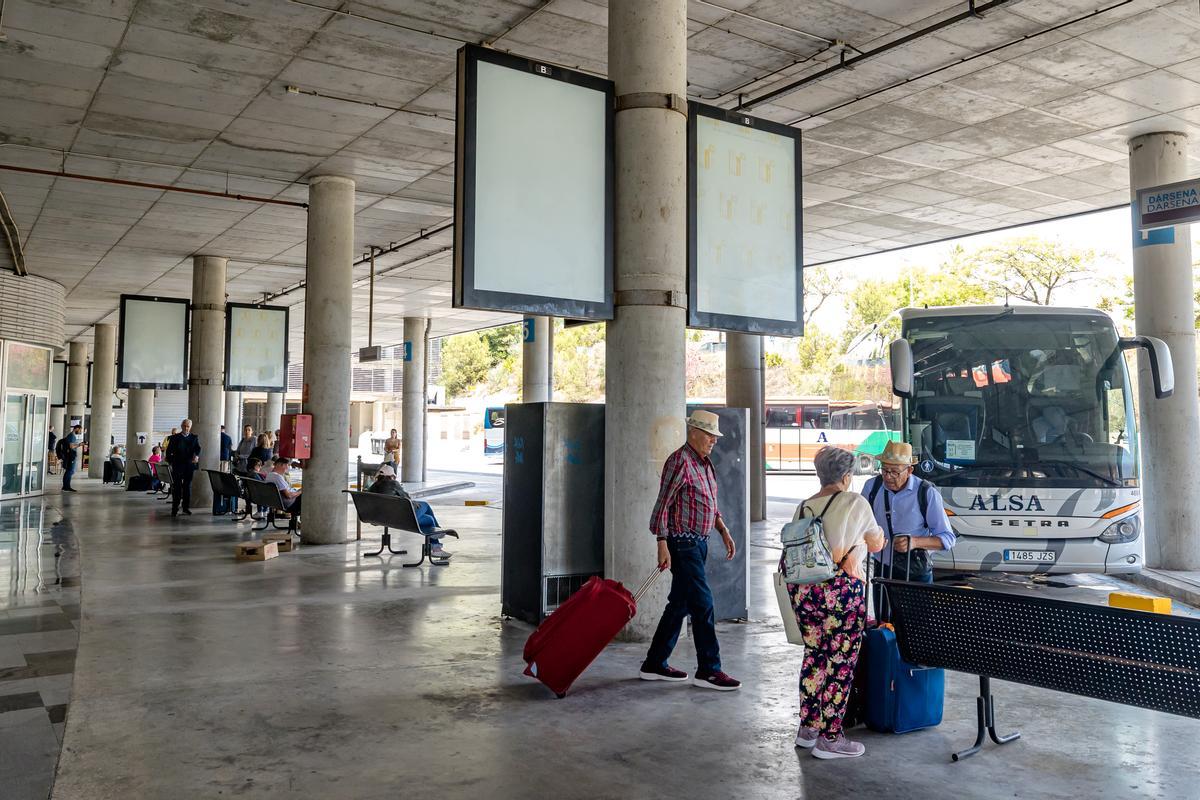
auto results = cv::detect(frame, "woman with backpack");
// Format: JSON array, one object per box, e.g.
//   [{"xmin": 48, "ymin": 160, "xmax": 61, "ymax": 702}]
[{"xmin": 788, "ymin": 446, "xmax": 884, "ymax": 760}]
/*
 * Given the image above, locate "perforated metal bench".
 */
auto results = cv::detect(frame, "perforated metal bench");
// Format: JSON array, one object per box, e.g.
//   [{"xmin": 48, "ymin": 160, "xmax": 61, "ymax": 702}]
[
  {"xmin": 205, "ymin": 469, "xmax": 248, "ymax": 521},
  {"xmin": 152, "ymin": 463, "xmax": 173, "ymax": 500},
  {"xmin": 879, "ymin": 579, "xmax": 1200, "ymax": 761},
  {"xmin": 243, "ymin": 478, "xmax": 299, "ymax": 535},
  {"xmin": 345, "ymin": 489, "xmax": 457, "ymax": 567}
]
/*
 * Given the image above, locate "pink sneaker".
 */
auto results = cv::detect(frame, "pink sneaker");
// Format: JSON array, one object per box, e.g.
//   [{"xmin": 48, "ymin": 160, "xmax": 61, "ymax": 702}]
[
  {"xmin": 794, "ymin": 727, "xmax": 819, "ymax": 748},
  {"xmin": 812, "ymin": 734, "xmax": 865, "ymax": 759}
]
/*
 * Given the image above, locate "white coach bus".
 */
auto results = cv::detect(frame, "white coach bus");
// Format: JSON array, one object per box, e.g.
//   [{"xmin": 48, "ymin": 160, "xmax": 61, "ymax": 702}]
[{"xmin": 883, "ymin": 306, "xmax": 1173, "ymax": 575}]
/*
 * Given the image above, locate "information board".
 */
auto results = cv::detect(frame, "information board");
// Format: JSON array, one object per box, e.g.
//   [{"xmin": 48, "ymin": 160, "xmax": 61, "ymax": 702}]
[
  {"xmin": 51, "ymin": 360, "xmax": 66, "ymax": 407},
  {"xmin": 688, "ymin": 103, "xmax": 803, "ymax": 335},
  {"xmin": 1135, "ymin": 177, "xmax": 1200, "ymax": 231},
  {"xmin": 117, "ymin": 295, "xmax": 189, "ymax": 390},
  {"xmin": 225, "ymin": 303, "xmax": 289, "ymax": 392},
  {"xmin": 454, "ymin": 44, "xmax": 614, "ymax": 319}
]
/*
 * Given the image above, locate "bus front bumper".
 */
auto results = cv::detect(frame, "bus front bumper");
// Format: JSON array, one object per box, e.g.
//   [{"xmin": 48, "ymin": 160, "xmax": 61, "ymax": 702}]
[{"xmin": 930, "ymin": 536, "xmax": 1143, "ymax": 575}]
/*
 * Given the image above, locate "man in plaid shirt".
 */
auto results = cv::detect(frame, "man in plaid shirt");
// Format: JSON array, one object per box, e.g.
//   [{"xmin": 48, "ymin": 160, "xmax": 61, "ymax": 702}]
[{"xmin": 639, "ymin": 410, "xmax": 741, "ymax": 691}]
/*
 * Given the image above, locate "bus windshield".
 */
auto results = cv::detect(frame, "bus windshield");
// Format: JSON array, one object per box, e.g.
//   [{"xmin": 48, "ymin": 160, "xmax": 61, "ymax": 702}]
[{"xmin": 904, "ymin": 311, "xmax": 1138, "ymax": 489}]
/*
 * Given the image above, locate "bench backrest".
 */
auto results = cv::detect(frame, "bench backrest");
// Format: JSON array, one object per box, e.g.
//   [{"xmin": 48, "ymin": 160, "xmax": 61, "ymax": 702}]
[
  {"xmin": 244, "ymin": 477, "xmax": 287, "ymax": 511},
  {"xmin": 155, "ymin": 463, "xmax": 174, "ymax": 484},
  {"xmin": 133, "ymin": 460, "xmax": 153, "ymax": 478},
  {"xmin": 205, "ymin": 469, "xmax": 241, "ymax": 498},
  {"xmin": 345, "ymin": 490, "xmax": 421, "ymax": 533},
  {"xmin": 880, "ymin": 579, "xmax": 1200, "ymax": 719}
]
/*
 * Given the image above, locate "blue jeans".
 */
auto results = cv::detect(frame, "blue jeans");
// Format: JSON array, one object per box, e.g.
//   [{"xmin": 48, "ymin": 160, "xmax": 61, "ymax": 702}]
[
  {"xmin": 62, "ymin": 456, "xmax": 76, "ymax": 490},
  {"xmin": 644, "ymin": 536, "xmax": 721, "ymax": 674},
  {"xmin": 415, "ymin": 501, "xmax": 441, "ymax": 547}
]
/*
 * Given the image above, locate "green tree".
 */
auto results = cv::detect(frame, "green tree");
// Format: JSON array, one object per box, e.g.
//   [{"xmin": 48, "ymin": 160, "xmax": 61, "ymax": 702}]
[
  {"xmin": 440, "ymin": 332, "xmax": 492, "ymax": 399},
  {"xmin": 803, "ymin": 265, "xmax": 838, "ymax": 326},
  {"xmin": 481, "ymin": 324, "xmax": 521, "ymax": 363},
  {"xmin": 963, "ymin": 237, "xmax": 1097, "ymax": 306},
  {"xmin": 553, "ymin": 321, "xmax": 606, "ymax": 402}
]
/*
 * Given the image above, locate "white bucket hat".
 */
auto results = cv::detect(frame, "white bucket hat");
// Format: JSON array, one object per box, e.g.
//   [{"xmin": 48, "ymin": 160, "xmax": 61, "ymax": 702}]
[
  {"xmin": 686, "ymin": 409, "xmax": 723, "ymax": 437},
  {"xmin": 378, "ymin": 464, "xmax": 396, "ymax": 478}
]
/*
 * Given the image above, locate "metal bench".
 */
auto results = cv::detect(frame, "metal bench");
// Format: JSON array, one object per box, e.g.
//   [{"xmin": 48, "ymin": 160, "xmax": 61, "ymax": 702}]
[
  {"xmin": 129, "ymin": 459, "xmax": 155, "ymax": 492},
  {"xmin": 152, "ymin": 463, "xmax": 174, "ymax": 500},
  {"xmin": 879, "ymin": 579, "xmax": 1200, "ymax": 761},
  {"xmin": 243, "ymin": 477, "xmax": 299, "ymax": 535},
  {"xmin": 345, "ymin": 489, "xmax": 458, "ymax": 567},
  {"xmin": 204, "ymin": 469, "xmax": 248, "ymax": 521}
]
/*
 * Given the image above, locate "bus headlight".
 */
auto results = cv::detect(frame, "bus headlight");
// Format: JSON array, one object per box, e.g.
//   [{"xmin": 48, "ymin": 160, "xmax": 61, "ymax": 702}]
[{"xmin": 1099, "ymin": 516, "xmax": 1140, "ymax": 544}]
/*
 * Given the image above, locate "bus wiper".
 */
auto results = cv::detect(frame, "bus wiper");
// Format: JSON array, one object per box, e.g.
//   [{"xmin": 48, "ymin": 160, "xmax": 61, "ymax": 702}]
[{"xmin": 1033, "ymin": 459, "xmax": 1122, "ymax": 488}]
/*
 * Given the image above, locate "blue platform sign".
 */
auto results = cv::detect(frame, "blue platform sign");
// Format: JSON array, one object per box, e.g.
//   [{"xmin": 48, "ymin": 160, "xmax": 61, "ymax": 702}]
[
  {"xmin": 522, "ymin": 318, "xmax": 535, "ymax": 343},
  {"xmin": 402, "ymin": 341, "xmax": 412, "ymax": 362},
  {"xmin": 1135, "ymin": 177, "xmax": 1200, "ymax": 231}
]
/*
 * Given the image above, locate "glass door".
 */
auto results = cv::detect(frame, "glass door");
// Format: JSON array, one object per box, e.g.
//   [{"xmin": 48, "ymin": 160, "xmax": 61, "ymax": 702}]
[
  {"xmin": 2, "ymin": 394, "xmax": 28, "ymax": 497},
  {"xmin": 28, "ymin": 397, "xmax": 47, "ymax": 494}
]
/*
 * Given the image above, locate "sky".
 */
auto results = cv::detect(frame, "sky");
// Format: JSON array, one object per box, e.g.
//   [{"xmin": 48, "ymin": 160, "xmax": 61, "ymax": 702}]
[{"xmin": 800, "ymin": 207, "xmax": 1200, "ymax": 334}]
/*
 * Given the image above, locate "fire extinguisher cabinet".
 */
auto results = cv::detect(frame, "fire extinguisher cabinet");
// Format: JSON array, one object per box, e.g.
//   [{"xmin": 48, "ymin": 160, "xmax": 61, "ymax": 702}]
[{"xmin": 278, "ymin": 413, "xmax": 312, "ymax": 459}]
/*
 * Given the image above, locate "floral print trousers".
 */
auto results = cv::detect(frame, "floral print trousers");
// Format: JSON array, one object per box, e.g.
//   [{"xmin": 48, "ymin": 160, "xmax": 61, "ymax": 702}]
[{"xmin": 790, "ymin": 573, "xmax": 867, "ymax": 740}]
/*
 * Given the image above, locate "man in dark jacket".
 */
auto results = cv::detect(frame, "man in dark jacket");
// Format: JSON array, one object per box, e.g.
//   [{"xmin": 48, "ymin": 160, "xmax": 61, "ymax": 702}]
[
  {"xmin": 165, "ymin": 418, "xmax": 201, "ymax": 517},
  {"xmin": 367, "ymin": 464, "xmax": 451, "ymax": 559},
  {"xmin": 219, "ymin": 425, "xmax": 233, "ymax": 469}
]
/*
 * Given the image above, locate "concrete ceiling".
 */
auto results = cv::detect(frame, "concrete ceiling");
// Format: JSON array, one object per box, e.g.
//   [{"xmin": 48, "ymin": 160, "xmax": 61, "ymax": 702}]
[{"xmin": 2, "ymin": 0, "xmax": 1200, "ymax": 351}]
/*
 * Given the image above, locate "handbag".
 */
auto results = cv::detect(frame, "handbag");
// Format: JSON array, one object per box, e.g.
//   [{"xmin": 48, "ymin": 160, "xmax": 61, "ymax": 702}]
[{"xmin": 773, "ymin": 571, "xmax": 805, "ymax": 645}]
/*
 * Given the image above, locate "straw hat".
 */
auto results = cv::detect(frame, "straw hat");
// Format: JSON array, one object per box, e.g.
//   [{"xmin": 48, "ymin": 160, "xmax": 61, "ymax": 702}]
[
  {"xmin": 686, "ymin": 409, "xmax": 723, "ymax": 437},
  {"xmin": 878, "ymin": 440, "xmax": 918, "ymax": 466}
]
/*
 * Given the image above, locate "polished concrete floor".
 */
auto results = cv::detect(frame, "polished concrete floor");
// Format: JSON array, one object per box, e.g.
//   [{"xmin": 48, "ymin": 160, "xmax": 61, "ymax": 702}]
[{"xmin": 3, "ymin": 476, "xmax": 1196, "ymax": 799}]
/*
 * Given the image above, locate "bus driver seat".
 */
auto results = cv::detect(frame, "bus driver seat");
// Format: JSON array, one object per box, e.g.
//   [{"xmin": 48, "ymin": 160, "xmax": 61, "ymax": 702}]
[{"xmin": 1032, "ymin": 405, "xmax": 1068, "ymax": 444}]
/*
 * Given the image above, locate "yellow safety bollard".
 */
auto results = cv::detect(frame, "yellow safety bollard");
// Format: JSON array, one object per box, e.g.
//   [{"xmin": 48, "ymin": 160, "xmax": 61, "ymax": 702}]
[{"xmin": 1108, "ymin": 591, "xmax": 1171, "ymax": 614}]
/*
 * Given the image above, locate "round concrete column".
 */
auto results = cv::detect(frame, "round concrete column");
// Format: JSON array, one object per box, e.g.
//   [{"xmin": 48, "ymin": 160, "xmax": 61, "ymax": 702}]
[
  {"xmin": 1128, "ymin": 132, "xmax": 1200, "ymax": 569},
  {"xmin": 224, "ymin": 391, "xmax": 242, "ymax": 437},
  {"xmin": 126, "ymin": 389, "xmax": 154, "ymax": 463},
  {"xmin": 606, "ymin": 0, "xmax": 689, "ymax": 640},
  {"xmin": 66, "ymin": 341, "xmax": 88, "ymax": 436},
  {"xmin": 726, "ymin": 333, "xmax": 765, "ymax": 522},
  {"xmin": 265, "ymin": 392, "xmax": 284, "ymax": 437},
  {"xmin": 522, "ymin": 315, "xmax": 553, "ymax": 403},
  {"xmin": 188, "ymin": 255, "xmax": 227, "ymax": 507},
  {"xmin": 402, "ymin": 317, "xmax": 427, "ymax": 483},
  {"xmin": 87, "ymin": 323, "xmax": 117, "ymax": 478},
  {"xmin": 301, "ymin": 175, "xmax": 355, "ymax": 544}
]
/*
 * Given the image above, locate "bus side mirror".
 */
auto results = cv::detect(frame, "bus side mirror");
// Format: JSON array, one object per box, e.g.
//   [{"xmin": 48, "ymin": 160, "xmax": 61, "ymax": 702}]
[
  {"xmin": 889, "ymin": 338, "xmax": 914, "ymax": 398},
  {"xmin": 1121, "ymin": 336, "xmax": 1174, "ymax": 399}
]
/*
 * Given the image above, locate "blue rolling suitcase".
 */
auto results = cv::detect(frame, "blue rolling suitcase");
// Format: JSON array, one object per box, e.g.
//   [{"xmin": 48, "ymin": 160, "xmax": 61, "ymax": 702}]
[{"xmin": 864, "ymin": 535, "xmax": 944, "ymax": 734}]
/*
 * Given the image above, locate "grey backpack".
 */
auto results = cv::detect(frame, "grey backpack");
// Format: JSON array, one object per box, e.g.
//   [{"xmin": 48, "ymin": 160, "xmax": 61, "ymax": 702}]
[{"xmin": 780, "ymin": 492, "xmax": 842, "ymax": 585}]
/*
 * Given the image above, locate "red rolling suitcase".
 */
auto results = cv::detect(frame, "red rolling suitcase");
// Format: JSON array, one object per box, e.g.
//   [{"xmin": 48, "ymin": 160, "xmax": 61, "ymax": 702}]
[{"xmin": 523, "ymin": 569, "xmax": 661, "ymax": 698}]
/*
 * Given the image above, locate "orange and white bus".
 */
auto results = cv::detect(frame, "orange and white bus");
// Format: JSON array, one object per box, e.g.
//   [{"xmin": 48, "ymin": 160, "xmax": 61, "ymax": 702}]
[{"xmin": 764, "ymin": 397, "xmax": 900, "ymax": 473}]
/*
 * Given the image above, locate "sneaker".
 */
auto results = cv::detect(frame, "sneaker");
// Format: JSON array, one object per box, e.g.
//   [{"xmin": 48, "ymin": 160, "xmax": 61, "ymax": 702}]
[
  {"xmin": 794, "ymin": 727, "xmax": 820, "ymax": 748},
  {"xmin": 639, "ymin": 664, "xmax": 688, "ymax": 682},
  {"xmin": 182, "ymin": 509, "xmax": 192, "ymax": 515},
  {"xmin": 251, "ymin": 513, "xmax": 264, "ymax": 521},
  {"xmin": 812, "ymin": 734, "xmax": 865, "ymax": 760},
  {"xmin": 430, "ymin": 547, "xmax": 452, "ymax": 560},
  {"xmin": 63, "ymin": 488, "xmax": 77, "ymax": 493},
  {"xmin": 692, "ymin": 671, "xmax": 741, "ymax": 691}
]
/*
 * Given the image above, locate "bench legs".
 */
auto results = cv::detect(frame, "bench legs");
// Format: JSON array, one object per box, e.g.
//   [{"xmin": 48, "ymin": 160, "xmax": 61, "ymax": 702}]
[
  {"xmin": 363, "ymin": 527, "xmax": 408, "ymax": 558},
  {"xmin": 953, "ymin": 676, "xmax": 1021, "ymax": 762}
]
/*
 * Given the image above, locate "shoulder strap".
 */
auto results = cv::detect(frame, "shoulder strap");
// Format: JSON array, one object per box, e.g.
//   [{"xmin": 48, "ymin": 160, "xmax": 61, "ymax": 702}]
[
  {"xmin": 816, "ymin": 491, "xmax": 842, "ymax": 522},
  {"xmin": 917, "ymin": 477, "xmax": 933, "ymax": 520},
  {"xmin": 868, "ymin": 476, "xmax": 882, "ymax": 506}
]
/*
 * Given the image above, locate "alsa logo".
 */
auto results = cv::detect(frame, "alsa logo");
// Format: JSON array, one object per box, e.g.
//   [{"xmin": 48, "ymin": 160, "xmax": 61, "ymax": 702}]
[{"xmin": 969, "ymin": 494, "xmax": 1045, "ymax": 512}]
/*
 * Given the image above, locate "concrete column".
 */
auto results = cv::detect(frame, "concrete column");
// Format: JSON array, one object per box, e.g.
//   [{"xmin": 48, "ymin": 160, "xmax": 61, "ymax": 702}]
[
  {"xmin": 87, "ymin": 323, "xmax": 117, "ymax": 477},
  {"xmin": 301, "ymin": 175, "xmax": 354, "ymax": 544},
  {"xmin": 402, "ymin": 316, "xmax": 428, "ymax": 483},
  {"xmin": 125, "ymin": 389, "xmax": 154, "ymax": 463},
  {"xmin": 1128, "ymin": 132, "xmax": 1200, "ymax": 570},
  {"xmin": 188, "ymin": 254, "xmax": 227, "ymax": 507},
  {"xmin": 265, "ymin": 392, "xmax": 284, "ymax": 436},
  {"xmin": 66, "ymin": 341, "xmax": 88, "ymax": 436},
  {"xmin": 522, "ymin": 315, "xmax": 553, "ymax": 402},
  {"xmin": 726, "ymin": 333, "xmax": 765, "ymax": 522},
  {"xmin": 224, "ymin": 391, "xmax": 242, "ymax": 435},
  {"xmin": 605, "ymin": 0, "xmax": 688, "ymax": 640}
]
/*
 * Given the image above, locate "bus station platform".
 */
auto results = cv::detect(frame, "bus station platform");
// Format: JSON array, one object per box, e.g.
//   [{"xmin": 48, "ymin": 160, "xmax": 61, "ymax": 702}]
[{"xmin": 2, "ymin": 481, "xmax": 1194, "ymax": 800}]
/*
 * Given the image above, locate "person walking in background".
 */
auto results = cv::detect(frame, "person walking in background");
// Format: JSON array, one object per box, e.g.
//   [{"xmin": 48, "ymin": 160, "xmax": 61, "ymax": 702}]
[
  {"xmin": 640, "ymin": 410, "xmax": 741, "ymax": 692},
  {"xmin": 250, "ymin": 433, "xmax": 273, "ymax": 465},
  {"xmin": 789, "ymin": 446, "xmax": 885, "ymax": 759},
  {"xmin": 219, "ymin": 425, "xmax": 233, "ymax": 471},
  {"xmin": 165, "ymin": 419, "xmax": 201, "ymax": 517},
  {"xmin": 384, "ymin": 428, "xmax": 401, "ymax": 465},
  {"xmin": 47, "ymin": 426, "xmax": 57, "ymax": 473},
  {"xmin": 61, "ymin": 424, "xmax": 82, "ymax": 492},
  {"xmin": 162, "ymin": 428, "xmax": 177, "ymax": 451}
]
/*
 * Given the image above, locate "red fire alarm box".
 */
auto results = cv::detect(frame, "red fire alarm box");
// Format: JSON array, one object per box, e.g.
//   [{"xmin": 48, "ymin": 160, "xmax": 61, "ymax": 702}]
[{"xmin": 278, "ymin": 413, "xmax": 312, "ymax": 460}]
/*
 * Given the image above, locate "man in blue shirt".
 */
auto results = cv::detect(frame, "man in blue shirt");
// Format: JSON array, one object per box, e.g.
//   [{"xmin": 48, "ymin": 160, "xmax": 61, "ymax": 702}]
[
  {"xmin": 62, "ymin": 424, "xmax": 82, "ymax": 492},
  {"xmin": 862, "ymin": 441, "xmax": 954, "ymax": 583}
]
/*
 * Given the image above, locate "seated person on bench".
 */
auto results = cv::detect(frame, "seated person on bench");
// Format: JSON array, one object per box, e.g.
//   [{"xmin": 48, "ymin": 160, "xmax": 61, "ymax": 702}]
[
  {"xmin": 368, "ymin": 464, "xmax": 451, "ymax": 560},
  {"xmin": 265, "ymin": 456, "xmax": 301, "ymax": 519},
  {"xmin": 109, "ymin": 446, "xmax": 126, "ymax": 483},
  {"xmin": 148, "ymin": 445, "xmax": 163, "ymax": 490}
]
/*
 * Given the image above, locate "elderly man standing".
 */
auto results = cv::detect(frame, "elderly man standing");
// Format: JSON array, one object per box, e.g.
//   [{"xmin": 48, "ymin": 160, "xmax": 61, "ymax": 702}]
[
  {"xmin": 862, "ymin": 441, "xmax": 955, "ymax": 583},
  {"xmin": 165, "ymin": 419, "xmax": 201, "ymax": 518},
  {"xmin": 639, "ymin": 409, "xmax": 741, "ymax": 692}
]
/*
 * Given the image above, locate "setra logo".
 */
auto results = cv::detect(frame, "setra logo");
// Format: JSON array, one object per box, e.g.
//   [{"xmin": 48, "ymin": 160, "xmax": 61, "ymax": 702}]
[{"xmin": 969, "ymin": 494, "xmax": 1045, "ymax": 512}]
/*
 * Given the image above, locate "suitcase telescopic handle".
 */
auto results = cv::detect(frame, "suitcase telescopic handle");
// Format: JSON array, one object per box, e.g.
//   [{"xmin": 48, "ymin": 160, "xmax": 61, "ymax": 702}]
[{"xmin": 633, "ymin": 567, "xmax": 664, "ymax": 603}]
